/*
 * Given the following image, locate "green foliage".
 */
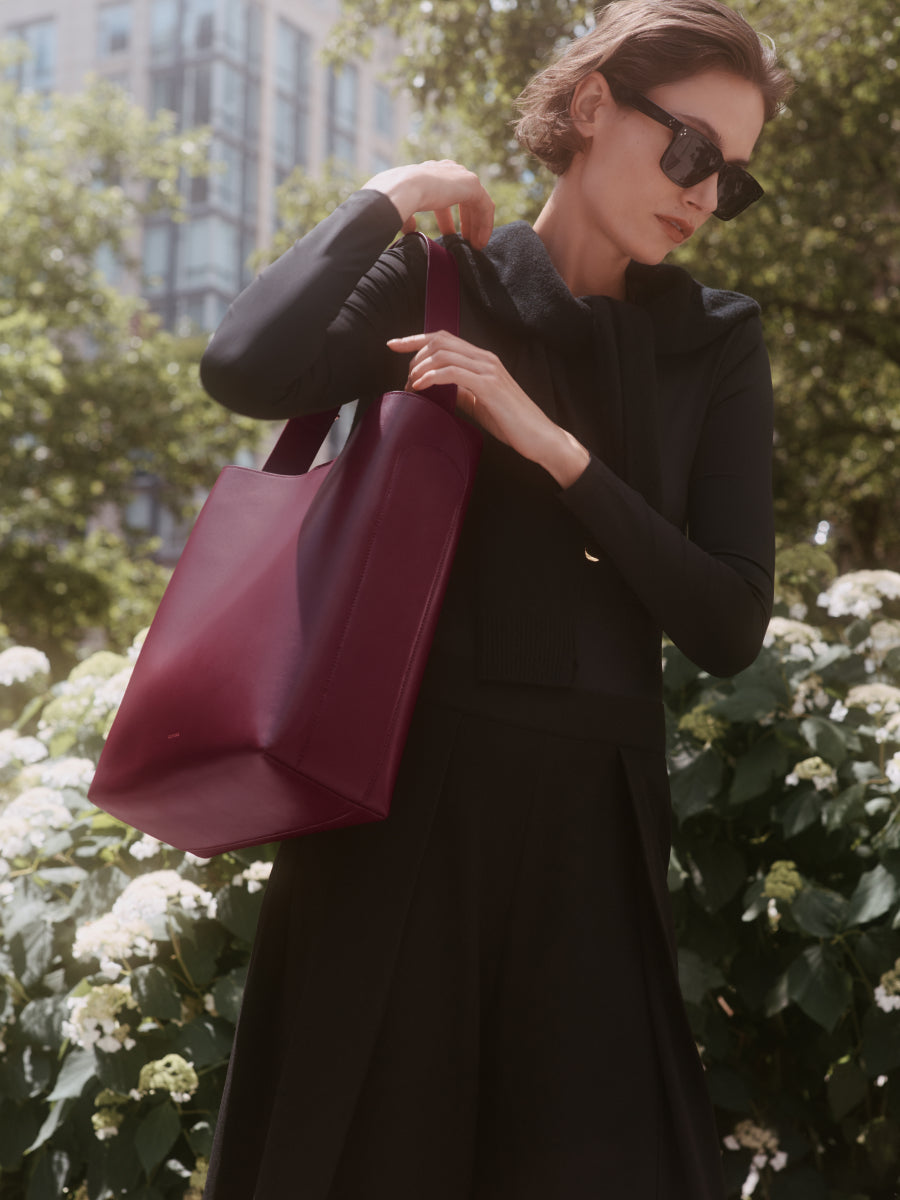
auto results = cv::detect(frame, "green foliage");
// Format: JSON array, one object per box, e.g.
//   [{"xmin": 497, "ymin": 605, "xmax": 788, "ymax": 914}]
[
  {"xmin": 0, "ymin": 636, "xmax": 275, "ymax": 1198},
  {"xmin": 324, "ymin": 0, "xmax": 900, "ymax": 567},
  {"xmin": 1, "ymin": 557, "xmax": 900, "ymax": 1196},
  {"xmin": 0, "ymin": 61, "xmax": 259, "ymax": 669}
]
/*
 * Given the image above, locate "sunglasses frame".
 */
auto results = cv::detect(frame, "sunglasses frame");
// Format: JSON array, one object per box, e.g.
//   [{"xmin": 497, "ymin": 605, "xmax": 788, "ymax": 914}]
[{"xmin": 605, "ymin": 79, "xmax": 764, "ymax": 221}]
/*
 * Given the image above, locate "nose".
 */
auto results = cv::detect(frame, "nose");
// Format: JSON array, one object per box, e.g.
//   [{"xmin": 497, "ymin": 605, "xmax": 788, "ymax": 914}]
[{"xmin": 684, "ymin": 172, "xmax": 719, "ymax": 216}]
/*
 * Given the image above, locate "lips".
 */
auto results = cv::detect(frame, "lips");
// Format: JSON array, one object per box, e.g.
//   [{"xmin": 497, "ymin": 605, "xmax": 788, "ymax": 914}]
[{"xmin": 656, "ymin": 214, "xmax": 694, "ymax": 243}]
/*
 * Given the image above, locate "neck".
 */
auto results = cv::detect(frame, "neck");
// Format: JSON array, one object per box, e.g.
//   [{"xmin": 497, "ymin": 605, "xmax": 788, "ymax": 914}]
[{"xmin": 532, "ymin": 176, "xmax": 630, "ymax": 301}]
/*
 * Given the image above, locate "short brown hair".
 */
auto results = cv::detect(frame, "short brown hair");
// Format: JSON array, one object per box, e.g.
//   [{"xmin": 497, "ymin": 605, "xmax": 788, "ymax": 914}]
[{"xmin": 514, "ymin": 0, "xmax": 793, "ymax": 175}]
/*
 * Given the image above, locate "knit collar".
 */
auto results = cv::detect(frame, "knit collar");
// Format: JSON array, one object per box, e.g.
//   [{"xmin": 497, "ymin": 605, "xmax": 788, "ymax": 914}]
[{"xmin": 445, "ymin": 220, "xmax": 759, "ymax": 355}]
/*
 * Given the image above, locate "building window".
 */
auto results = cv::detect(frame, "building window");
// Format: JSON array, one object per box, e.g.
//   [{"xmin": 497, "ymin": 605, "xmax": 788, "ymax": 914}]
[
  {"xmin": 184, "ymin": 0, "xmax": 216, "ymax": 53},
  {"xmin": 177, "ymin": 216, "xmax": 241, "ymax": 292},
  {"xmin": 149, "ymin": 69, "xmax": 179, "ymax": 117},
  {"xmin": 98, "ymin": 3, "xmax": 132, "ymax": 57},
  {"xmin": 150, "ymin": 0, "xmax": 178, "ymax": 60},
  {"xmin": 327, "ymin": 66, "xmax": 358, "ymax": 166},
  {"xmin": 210, "ymin": 138, "xmax": 242, "ymax": 216},
  {"xmin": 275, "ymin": 18, "xmax": 310, "ymax": 94},
  {"xmin": 183, "ymin": 63, "xmax": 212, "ymax": 124},
  {"xmin": 273, "ymin": 19, "xmax": 310, "ymax": 172},
  {"xmin": 374, "ymin": 83, "xmax": 393, "ymax": 141},
  {"xmin": 9, "ymin": 19, "xmax": 57, "ymax": 92}
]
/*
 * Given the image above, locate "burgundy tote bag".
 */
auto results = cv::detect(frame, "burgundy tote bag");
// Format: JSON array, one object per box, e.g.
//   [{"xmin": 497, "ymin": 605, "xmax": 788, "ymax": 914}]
[{"xmin": 89, "ymin": 236, "xmax": 481, "ymax": 857}]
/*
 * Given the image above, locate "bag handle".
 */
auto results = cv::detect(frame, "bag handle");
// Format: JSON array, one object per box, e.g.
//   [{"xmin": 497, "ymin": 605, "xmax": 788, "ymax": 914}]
[{"xmin": 262, "ymin": 233, "xmax": 459, "ymax": 475}]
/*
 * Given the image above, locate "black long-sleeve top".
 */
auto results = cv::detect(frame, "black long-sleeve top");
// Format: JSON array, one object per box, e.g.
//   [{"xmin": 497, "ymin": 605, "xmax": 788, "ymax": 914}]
[{"xmin": 200, "ymin": 189, "xmax": 775, "ymax": 696}]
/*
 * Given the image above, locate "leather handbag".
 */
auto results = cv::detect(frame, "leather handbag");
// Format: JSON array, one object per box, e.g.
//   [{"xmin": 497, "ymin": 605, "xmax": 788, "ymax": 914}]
[{"xmin": 88, "ymin": 236, "xmax": 481, "ymax": 857}]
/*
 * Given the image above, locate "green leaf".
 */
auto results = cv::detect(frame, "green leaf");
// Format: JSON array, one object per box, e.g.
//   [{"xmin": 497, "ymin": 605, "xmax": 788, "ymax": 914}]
[
  {"xmin": 18, "ymin": 996, "xmax": 68, "ymax": 1052},
  {"xmin": 741, "ymin": 877, "xmax": 767, "ymax": 923},
  {"xmin": 781, "ymin": 789, "xmax": 822, "ymax": 838},
  {"xmin": 786, "ymin": 944, "xmax": 852, "ymax": 1032},
  {"xmin": 212, "ymin": 884, "xmax": 264, "ymax": 944},
  {"xmin": 212, "ymin": 965, "xmax": 247, "ymax": 1025},
  {"xmin": 187, "ymin": 1119, "xmax": 214, "ymax": 1157},
  {"xmin": 25, "ymin": 1148, "xmax": 71, "ymax": 1200},
  {"xmin": 131, "ymin": 964, "xmax": 183, "ymax": 1021},
  {"xmin": 790, "ymin": 887, "xmax": 848, "ymax": 937},
  {"xmin": 770, "ymin": 1166, "xmax": 827, "ymax": 1200},
  {"xmin": 134, "ymin": 1101, "xmax": 182, "ymax": 1175},
  {"xmin": 827, "ymin": 1057, "xmax": 868, "ymax": 1121},
  {"xmin": 800, "ymin": 716, "xmax": 848, "ymax": 767},
  {"xmin": 0, "ymin": 1101, "xmax": 43, "ymax": 1171},
  {"xmin": 677, "ymin": 948, "xmax": 725, "ymax": 1005},
  {"xmin": 846, "ymin": 864, "xmax": 898, "ymax": 927},
  {"xmin": 172, "ymin": 1017, "xmax": 233, "ymax": 1069},
  {"xmin": 705, "ymin": 1065, "xmax": 753, "ymax": 1113},
  {"xmin": 712, "ymin": 685, "xmax": 781, "ymax": 722},
  {"xmin": 730, "ymin": 735, "xmax": 790, "ymax": 806},
  {"xmin": 95, "ymin": 1042, "xmax": 148, "ymax": 1095},
  {"xmin": 171, "ymin": 917, "xmax": 226, "ymax": 987},
  {"xmin": 663, "ymin": 643, "xmax": 702, "ymax": 692},
  {"xmin": 686, "ymin": 840, "xmax": 747, "ymax": 913},
  {"xmin": 26, "ymin": 1097, "xmax": 74, "ymax": 1155},
  {"xmin": 670, "ymin": 749, "xmax": 724, "ymax": 822},
  {"xmin": 0, "ymin": 1046, "xmax": 54, "ymax": 1101},
  {"xmin": 10, "ymin": 922, "xmax": 55, "ymax": 991},
  {"xmin": 822, "ymin": 782, "xmax": 867, "ymax": 833},
  {"xmin": 47, "ymin": 1049, "xmax": 97, "ymax": 1102}
]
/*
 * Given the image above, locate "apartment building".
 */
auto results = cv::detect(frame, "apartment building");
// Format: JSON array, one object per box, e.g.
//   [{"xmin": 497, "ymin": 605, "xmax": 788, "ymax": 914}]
[{"xmin": 3, "ymin": 0, "xmax": 406, "ymax": 332}]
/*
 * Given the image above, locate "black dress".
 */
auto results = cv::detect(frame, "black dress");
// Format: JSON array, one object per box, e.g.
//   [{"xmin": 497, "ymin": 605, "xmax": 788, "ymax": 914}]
[{"xmin": 199, "ymin": 189, "xmax": 775, "ymax": 1200}]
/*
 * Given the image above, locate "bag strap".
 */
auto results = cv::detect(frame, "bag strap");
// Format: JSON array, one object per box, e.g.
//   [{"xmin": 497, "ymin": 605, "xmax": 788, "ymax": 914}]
[{"xmin": 263, "ymin": 233, "xmax": 460, "ymax": 475}]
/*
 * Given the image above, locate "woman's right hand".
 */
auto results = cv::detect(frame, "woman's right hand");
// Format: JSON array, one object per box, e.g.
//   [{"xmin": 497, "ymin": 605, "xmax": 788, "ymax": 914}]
[{"xmin": 361, "ymin": 160, "xmax": 495, "ymax": 250}]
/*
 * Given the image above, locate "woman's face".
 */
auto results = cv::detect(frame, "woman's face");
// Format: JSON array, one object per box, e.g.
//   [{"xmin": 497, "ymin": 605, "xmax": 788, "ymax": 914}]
[{"xmin": 570, "ymin": 69, "xmax": 766, "ymax": 265}]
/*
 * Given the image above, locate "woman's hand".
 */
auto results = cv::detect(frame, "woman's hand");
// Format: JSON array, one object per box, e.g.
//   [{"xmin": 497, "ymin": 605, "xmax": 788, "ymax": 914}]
[
  {"xmin": 362, "ymin": 160, "xmax": 495, "ymax": 250},
  {"xmin": 387, "ymin": 330, "xmax": 590, "ymax": 488}
]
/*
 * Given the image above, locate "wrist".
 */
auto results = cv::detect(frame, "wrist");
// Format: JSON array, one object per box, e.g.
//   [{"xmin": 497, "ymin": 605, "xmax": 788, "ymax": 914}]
[
  {"xmin": 540, "ymin": 427, "xmax": 591, "ymax": 489},
  {"xmin": 361, "ymin": 170, "xmax": 421, "ymax": 225}
]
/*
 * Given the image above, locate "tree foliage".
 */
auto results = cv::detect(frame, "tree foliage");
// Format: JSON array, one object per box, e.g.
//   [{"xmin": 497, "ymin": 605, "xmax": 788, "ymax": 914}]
[
  {"xmin": 325, "ymin": 0, "xmax": 900, "ymax": 568},
  {"xmin": 0, "ymin": 63, "xmax": 259, "ymax": 667}
]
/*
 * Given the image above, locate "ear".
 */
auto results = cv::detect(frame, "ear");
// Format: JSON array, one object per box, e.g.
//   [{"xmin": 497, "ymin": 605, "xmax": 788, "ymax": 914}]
[{"xmin": 570, "ymin": 70, "xmax": 616, "ymax": 137}]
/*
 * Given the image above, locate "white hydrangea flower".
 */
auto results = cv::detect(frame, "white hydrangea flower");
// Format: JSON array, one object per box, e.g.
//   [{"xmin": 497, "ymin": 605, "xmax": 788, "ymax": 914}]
[
  {"xmin": 785, "ymin": 756, "xmax": 837, "ymax": 792},
  {"xmin": 232, "ymin": 861, "xmax": 272, "ymax": 894},
  {"xmin": 788, "ymin": 602, "xmax": 808, "ymax": 620},
  {"xmin": 129, "ymin": 833, "xmax": 163, "ymax": 861},
  {"xmin": 764, "ymin": 617, "xmax": 827, "ymax": 656},
  {"xmin": 0, "ymin": 646, "xmax": 51, "ymax": 687},
  {"xmin": 138, "ymin": 1052, "xmax": 199, "ymax": 1103},
  {"xmin": 846, "ymin": 683, "xmax": 900, "ymax": 717},
  {"xmin": 91, "ymin": 668, "xmax": 133, "ymax": 719},
  {"xmin": 0, "ymin": 786, "xmax": 72, "ymax": 860},
  {"xmin": 37, "ymin": 756, "xmax": 95, "ymax": 790},
  {"xmin": 0, "ymin": 734, "xmax": 49, "ymax": 770},
  {"xmin": 817, "ymin": 570, "xmax": 900, "ymax": 619},
  {"xmin": 886, "ymin": 753, "xmax": 900, "ymax": 793},
  {"xmin": 72, "ymin": 912, "xmax": 157, "ymax": 974},
  {"xmin": 0, "ymin": 880, "xmax": 14, "ymax": 902},
  {"xmin": 867, "ymin": 619, "xmax": 900, "ymax": 666},
  {"xmin": 875, "ymin": 985, "xmax": 900, "ymax": 1013},
  {"xmin": 830, "ymin": 700, "xmax": 849, "ymax": 723},
  {"xmin": 62, "ymin": 983, "xmax": 137, "ymax": 1053},
  {"xmin": 114, "ymin": 870, "xmax": 213, "ymax": 922}
]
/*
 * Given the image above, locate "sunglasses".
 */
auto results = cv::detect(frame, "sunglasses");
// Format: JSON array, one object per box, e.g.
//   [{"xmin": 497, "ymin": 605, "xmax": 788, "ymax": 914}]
[{"xmin": 606, "ymin": 79, "xmax": 764, "ymax": 221}]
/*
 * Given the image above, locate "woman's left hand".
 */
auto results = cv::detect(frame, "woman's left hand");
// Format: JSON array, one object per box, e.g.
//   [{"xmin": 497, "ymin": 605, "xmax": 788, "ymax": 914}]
[{"xmin": 387, "ymin": 330, "xmax": 590, "ymax": 488}]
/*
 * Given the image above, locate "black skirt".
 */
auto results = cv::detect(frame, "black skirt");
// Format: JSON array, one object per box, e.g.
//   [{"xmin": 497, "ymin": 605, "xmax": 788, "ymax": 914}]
[{"xmin": 204, "ymin": 665, "xmax": 726, "ymax": 1200}]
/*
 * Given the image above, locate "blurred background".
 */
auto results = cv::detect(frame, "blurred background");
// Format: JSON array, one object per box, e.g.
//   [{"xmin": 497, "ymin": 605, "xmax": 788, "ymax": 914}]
[{"xmin": 1, "ymin": 0, "xmax": 898, "ymax": 670}]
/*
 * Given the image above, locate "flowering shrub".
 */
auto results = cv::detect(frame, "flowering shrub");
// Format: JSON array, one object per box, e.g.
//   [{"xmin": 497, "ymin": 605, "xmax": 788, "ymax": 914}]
[
  {"xmin": 0, "ymin": 636, "xmax": 273, "ymax": 1199},
  {"xmin": 667, "ymin": 553, "xmax": 900, "ymax": 1198},
  {"xmin": 1, "ymin": 555, "xmax": 899, "ymax": 1197}
]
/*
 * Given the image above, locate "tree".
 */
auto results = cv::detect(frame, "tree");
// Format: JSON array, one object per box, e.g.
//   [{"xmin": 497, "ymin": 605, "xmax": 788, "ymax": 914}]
[
  {"xmin": 325, "ymin": 0, "xmax": 900, "ymax": 568},
  {"xmin": 0, "ymin": 61, "xmax": 259, "ymax": 667}
]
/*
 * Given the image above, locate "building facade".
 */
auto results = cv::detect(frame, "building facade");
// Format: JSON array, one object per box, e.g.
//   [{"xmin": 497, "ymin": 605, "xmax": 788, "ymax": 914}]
[{"xmin": 3, "ymin": 0, "xmax": 406, "ymax": 332}]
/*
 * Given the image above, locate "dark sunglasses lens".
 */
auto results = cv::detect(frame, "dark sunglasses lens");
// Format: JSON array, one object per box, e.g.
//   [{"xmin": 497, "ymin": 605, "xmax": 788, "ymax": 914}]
[
  {"xmin": 714, "ymin": 166, "xmax": 764, "ymax": 220},
  {"xmin": 660, "ymin": 127, "xmax": 722, "ymax": 187}
]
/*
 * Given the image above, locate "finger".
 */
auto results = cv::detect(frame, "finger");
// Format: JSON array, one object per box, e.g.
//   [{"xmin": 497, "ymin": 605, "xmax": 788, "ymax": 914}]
[
  {"xmin": 401, "ymin": 215, "xmax": 417, "ymax": 236},
  {"xmin": 433, "ymin": 206, "xmax": 457, "ymax": 238},
  {"xmin": 387, "ymin": 334, "xmax": 428, "ymax": 352},
  {"xmin": 460, "ymin": 194, "xmax": 495, "ymax": 250}
]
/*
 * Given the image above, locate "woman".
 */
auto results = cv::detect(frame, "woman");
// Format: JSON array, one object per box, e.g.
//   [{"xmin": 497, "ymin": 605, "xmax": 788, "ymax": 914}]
[{"xmin": 200, "ymin": 1, "xmax": 792, "ymax": 1196}]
